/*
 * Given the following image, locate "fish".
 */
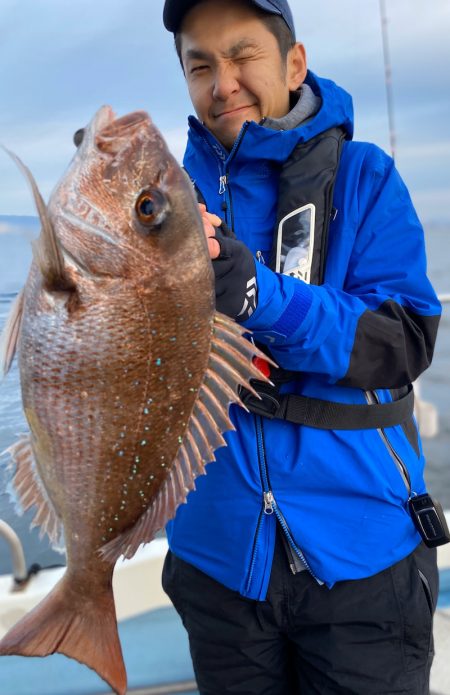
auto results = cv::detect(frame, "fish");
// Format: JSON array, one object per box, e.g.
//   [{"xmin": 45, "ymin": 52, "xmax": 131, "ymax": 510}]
[{"xmin": 0, "ymin": 107, "xmax": 271, "ymax": 695}]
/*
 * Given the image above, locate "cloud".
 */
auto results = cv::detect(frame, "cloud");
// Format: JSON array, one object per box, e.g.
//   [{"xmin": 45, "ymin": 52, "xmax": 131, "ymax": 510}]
[
  {"xmin": 410, "ymin": 188, "xmax": 450, "ymax": 224},
  {"xmin": 163, "ymin": 127, "xmax": 189, "ymax": 163},
  {"xmin": 0, "ymin": 118, "xmax": 78, "ymax": 215},
  {"xmin": 398, "ymin": 140, "xmax": 450, "ymax": 163},
  {"xmin": 0, "ymin": 116, "xmax": 189, "ymax": 216},
  {"xmin": 0, "ymin": 0, "xmax": 449, "ymax": 222}
]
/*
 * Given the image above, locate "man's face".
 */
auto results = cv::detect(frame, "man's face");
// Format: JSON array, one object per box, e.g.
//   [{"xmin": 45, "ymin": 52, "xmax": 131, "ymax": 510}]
[{"xmin": 180, "ymin": 0, "xmax": 306, "ymax": 150}]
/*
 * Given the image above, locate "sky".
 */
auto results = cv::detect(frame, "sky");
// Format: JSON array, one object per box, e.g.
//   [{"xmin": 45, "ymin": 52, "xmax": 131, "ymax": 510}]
[{"xmin": 0, "ymin": 0, "xmax": 449, "ymax": 224}]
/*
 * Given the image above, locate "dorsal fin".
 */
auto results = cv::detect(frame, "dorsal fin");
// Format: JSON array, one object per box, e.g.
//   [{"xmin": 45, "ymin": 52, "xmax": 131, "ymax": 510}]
[
  {"xmin": 2, "ymin": 434, "xmax": 64, "ymax": 550},
  {"xmin": 1, "ymin": 145, "xmax": 72, "ymax": 291},
  {"xmin": 99, "ymin": 311, "xmax": 275, "ymax": 563},
  {"xmin": 0, "ymin": 288, "xmax": 24, "ymax": 377}
]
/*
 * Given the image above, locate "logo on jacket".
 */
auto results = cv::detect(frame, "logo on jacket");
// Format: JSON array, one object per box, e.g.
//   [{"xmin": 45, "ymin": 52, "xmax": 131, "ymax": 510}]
[{"xmin": 237, "ymin": 277, "xmax": 258, "ymax": 320}]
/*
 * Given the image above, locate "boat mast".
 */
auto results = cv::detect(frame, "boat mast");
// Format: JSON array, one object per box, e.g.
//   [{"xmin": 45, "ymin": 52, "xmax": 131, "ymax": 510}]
[{"xmin": 379, "ymin": 0, "xmax": 396, "ymax": 160}]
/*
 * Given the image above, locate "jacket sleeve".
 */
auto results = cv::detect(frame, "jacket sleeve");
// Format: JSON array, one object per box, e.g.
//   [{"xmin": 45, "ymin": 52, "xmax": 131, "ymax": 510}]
[{"xmin": 244, "ymin": 146, "xmax": 441, "ymax": 389}]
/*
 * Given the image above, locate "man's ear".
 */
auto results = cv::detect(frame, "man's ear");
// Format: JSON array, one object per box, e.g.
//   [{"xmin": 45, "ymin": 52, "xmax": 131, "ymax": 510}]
[{"xmin": 286, "ymin": 43, "xmax": 307, "ymax": 90}]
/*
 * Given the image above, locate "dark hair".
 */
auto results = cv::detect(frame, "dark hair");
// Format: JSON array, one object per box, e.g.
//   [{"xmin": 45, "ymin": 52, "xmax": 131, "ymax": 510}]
[{"xmin": 174, "ymin": 2, "xmax": 296, "ymax": 72}]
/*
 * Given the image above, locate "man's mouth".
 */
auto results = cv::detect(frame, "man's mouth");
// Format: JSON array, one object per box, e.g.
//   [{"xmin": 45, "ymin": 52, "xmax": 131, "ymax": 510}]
[{"xmin": 213, "ymin": 105, "xmax": 256, "ymax": 119}]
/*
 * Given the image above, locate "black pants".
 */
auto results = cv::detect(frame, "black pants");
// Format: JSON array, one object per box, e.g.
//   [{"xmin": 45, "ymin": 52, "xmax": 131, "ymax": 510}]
[{"xmin": 162, "ymin": 533, "xmax": 438, "ymax": 695}]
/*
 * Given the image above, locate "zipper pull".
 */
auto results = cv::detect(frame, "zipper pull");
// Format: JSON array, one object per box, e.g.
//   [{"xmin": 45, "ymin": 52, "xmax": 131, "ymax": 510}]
[
  {"xmin": 264, "ymin": 491, "xmax": 275, "ymax": 515},
  {"xmin": 219, "ymin": 175, "xmax": 228, "ymax": 195},
  {"xmin": 256, "ymin": 250, "xmax": 266, "ymax": 265}
]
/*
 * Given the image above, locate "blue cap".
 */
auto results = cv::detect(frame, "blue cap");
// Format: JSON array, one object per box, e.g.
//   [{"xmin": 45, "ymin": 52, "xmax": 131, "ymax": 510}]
[{"xmin": 163, "ymin": 0, "xmax": 296, "ymax": 39}]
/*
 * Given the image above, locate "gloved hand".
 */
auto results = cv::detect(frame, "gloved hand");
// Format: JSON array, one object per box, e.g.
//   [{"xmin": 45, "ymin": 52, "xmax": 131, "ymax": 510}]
[
  {"xmin": 198, "ymin": 204, "xmax": 258, "ymax": 321},
  {"xmin": 212, "ymin": 228, "xmax": 258, "ymax": 322}
]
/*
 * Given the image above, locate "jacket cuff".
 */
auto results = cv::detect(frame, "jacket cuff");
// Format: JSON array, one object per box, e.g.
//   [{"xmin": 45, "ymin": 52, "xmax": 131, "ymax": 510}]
[{"xmin": 243, "ymin": 262, "xmax": 314, "ymax": 341}]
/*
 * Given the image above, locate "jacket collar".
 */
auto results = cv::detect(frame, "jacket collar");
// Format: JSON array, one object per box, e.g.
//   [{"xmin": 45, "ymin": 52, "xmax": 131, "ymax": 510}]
[{"xmin": 185, "ymin": 71, "xmax": 354, "ymax": 168}]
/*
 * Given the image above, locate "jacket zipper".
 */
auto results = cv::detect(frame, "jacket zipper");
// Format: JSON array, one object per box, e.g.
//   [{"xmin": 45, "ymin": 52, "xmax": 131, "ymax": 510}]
[
  {"xmin": 246, "ymin": 415, "xmax": 322, "ymax": 593},
  {"xmin": 218, "ymin": 122, "xmax": 250, "ymax": 231},
  {"xmin": 246, "ymin": 508, "xmax": 264, "ymax": 593},
  {"xmin": 366, "ymin": 390, "xmax": 414, "ymax": 497}
]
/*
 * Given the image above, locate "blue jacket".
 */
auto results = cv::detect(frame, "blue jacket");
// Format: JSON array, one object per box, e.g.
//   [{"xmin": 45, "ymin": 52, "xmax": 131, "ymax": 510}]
[{"xmin": 166, "ymin": 72, "xmax": 441, "ymax": 598}]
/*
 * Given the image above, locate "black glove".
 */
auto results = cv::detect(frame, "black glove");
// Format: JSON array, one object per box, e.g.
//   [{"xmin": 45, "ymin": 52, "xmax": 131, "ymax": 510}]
[{"xmin": 212, "ymin": 227, "xmax": 258, "ymax": 322}]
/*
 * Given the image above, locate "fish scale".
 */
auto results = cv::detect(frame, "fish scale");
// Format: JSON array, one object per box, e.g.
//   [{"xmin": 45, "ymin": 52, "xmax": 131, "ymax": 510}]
[{"xmin": 0, "ymin": 107, "xmax": 272, "ymax": 695}]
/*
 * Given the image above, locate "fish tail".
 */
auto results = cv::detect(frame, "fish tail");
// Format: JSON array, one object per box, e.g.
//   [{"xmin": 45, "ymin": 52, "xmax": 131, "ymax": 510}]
[{"xmin": 0, "ymin": 574, "xmax": 126, "ymax": 695}]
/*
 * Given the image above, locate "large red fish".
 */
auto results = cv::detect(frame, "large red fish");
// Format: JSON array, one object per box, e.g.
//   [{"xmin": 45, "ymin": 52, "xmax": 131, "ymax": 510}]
[{"xmin": 0, "ymin": 107, "xmax": 269, "ymax": 694}]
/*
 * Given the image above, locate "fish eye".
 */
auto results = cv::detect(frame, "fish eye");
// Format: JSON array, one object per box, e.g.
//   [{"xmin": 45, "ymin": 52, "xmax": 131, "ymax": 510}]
[
  {"xmin": 135, "ymin": 189, "xmax": 169, "ymax": 229},
  {"xmin": 73, "ymin": 128, "xmax": 85, "ymax": 148}
]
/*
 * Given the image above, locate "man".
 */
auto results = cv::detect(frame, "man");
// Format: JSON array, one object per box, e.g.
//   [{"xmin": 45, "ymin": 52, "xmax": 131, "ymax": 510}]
[{"xmin": 161, "ymin": 1, "xmax": 443, "ymax": 693}]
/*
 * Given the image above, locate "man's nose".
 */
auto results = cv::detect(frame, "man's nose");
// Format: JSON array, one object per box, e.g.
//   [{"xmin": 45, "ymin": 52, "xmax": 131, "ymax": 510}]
[{"xmin": 212, "ymin": 63, "xmax": 239, "ymax": 100}]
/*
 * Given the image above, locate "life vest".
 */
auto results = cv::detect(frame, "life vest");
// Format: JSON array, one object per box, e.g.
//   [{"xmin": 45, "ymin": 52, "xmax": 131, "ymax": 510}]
[{"xmin": 237, "ymin": 126, "xmax": 414, "ymax": 429}]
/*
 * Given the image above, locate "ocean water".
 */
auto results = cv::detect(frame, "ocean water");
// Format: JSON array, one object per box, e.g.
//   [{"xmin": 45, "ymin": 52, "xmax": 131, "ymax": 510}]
[{"xmin": 0, "ymin": 218, "xmax": 449, "ymax": 576}]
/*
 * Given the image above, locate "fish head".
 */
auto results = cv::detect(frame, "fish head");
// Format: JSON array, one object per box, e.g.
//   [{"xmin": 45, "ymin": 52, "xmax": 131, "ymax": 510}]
[{"xmin": 48, "ymin": 106, "xmax": 210, "ymax": 284}]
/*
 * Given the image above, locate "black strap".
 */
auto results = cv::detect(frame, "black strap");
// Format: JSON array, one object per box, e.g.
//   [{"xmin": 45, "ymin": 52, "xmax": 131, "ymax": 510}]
[{"xmin": 240, "ymin": 383, "xmax": 414, "ymax": 430}]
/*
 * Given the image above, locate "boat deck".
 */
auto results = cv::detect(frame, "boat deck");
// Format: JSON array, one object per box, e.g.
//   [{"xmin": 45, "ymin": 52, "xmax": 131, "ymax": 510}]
[
  {"xmin": 0, "ymin": 541, "xmax": 449, "ymax": 695},
  {"xmin": 0, "ymin": 605, "xmax": 197, "ymax": 695},
  {"xmin": 1, "ymin": 595, "xmax": 449, "ymax": 695},
  {"xmin": 433, "ymin": 567, "xmax": 450, "ymax": 695}
]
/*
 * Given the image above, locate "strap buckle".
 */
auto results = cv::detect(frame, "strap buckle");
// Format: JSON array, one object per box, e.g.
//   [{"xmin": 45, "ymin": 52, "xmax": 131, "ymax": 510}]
[{"xmin": 239, "ymin": 381, "xmax": 281, "ymax": 419}]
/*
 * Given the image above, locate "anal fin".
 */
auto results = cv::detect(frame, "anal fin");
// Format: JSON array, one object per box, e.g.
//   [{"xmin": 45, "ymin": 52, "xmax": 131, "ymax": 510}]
[{"xmin": 3, "ymin": 434, "xmax": 64, "ymax": 550}]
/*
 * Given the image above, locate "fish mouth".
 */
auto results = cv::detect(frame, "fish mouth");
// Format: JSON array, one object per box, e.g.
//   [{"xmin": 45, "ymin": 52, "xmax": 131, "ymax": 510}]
[
  {"xmin": 92, "ymin": 105, "xmax": 116, "ymax": 133},
  {"xmin": 75, "ymin": 106, "xmax": 115, "ymax": 150},
  {"xmin": 76, "ymin": 107, "xmax": 152, "ymax": 153},
  {"xmin": 95, "ymin": 110, "xmax": 152, "ymax": 154}
]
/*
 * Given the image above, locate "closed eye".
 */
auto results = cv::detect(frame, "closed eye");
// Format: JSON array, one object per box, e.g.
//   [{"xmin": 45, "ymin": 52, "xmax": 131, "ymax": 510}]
[
  {"xmin": 236, "ymin": 52, "xmax": 256, "ymax": 62},
  {"xmin": 190, "ymin": 64, "xmax": 209, "ymax": 74}
]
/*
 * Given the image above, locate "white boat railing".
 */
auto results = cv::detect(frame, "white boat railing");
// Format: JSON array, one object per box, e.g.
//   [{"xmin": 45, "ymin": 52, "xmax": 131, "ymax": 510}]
[
  {"xmin": 0, "ymin": 519, "xmax": 27, "ymax": 585},
  {"xmin": 415, "ymin": 293, "xmax": 449, "ymax": 438}
]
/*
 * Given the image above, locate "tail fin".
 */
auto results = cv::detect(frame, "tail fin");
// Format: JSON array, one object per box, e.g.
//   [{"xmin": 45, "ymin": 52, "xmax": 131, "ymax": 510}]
[{"xmin": 0, "ymin": 574, "xmax": 126, "ymax": 695}]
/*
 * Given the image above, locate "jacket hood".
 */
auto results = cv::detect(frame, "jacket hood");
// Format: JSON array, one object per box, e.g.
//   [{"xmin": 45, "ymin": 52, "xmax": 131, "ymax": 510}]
[{"xmin": 185, "ymin": 71, "xmax": 354, "ymax": 166}]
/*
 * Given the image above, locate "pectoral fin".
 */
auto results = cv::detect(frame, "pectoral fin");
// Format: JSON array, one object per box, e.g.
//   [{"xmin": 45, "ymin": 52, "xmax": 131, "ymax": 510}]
[{"xmin": 0, "ymin": 288, "xmax": 24, "ymax": 377}]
